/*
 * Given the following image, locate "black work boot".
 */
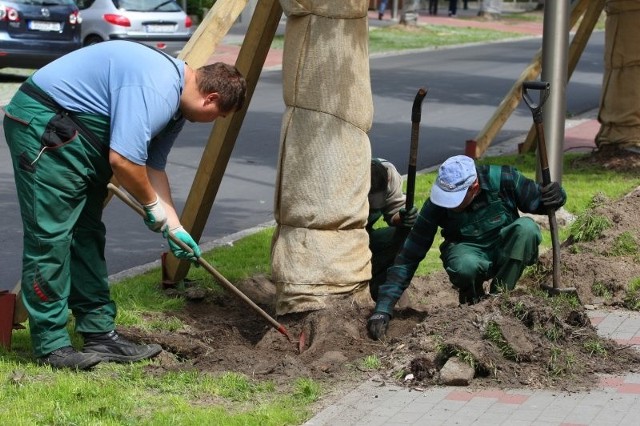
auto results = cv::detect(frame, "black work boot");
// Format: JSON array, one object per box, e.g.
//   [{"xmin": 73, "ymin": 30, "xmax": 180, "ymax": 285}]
[
  {"xmin": 82, "ymin": 331, "xmax": 162, "ymax": 363},
  {"xmin": 38, "ymin": 346, "xmax": 102, "ymax": 370}
]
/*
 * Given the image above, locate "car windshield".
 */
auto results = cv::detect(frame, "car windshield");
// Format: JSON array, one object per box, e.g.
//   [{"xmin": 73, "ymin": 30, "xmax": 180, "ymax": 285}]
[
  {"xmin": 10, "ymin": 0, "xmax": 76, "ymax": 4},
  {"xmin": 114, "ymin": 0, "xmax": 182, "ymax": 12}
]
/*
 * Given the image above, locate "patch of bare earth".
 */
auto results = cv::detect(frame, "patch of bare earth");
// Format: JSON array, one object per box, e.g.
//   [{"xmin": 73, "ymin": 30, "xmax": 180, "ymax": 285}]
[{"xmin": 121, "ymin": 148, "xmax": 640, "ymax": 402}]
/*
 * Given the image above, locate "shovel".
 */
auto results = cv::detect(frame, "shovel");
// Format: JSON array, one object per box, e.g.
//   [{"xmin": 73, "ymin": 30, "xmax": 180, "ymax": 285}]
[
  {"xmin": 106, "ymin": 183, "xmax": 305, "ymax": 350},
  {"xmin": 405, "ymin": 87, "xmax": 428, "ymax": 212},
  {"xmin": 521, "ymin": 81, "xmax": 576, "ymax": 296}
]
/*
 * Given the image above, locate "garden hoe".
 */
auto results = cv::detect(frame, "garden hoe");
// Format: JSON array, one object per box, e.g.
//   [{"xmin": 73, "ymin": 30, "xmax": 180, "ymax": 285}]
[
  {"xmin": 521, "ymin": 81, "xmax": 577, "ymax": 297},
  {"xmin": 107, "ymin": 183, "xmax": 306, "ymax": 353}
]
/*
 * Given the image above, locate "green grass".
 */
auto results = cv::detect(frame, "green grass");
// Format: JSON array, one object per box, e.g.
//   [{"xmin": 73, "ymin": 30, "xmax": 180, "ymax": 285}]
[
  {"xmin": 484, "ymin": 321, "xmax": 519, "ymax": 361},
  {"xmin": 623, "ymin": 277, "xmax": 640, "ymax": 311},
  {"xmin": 368, "ymin": 25, "xmax": 525, "ymax": 53},
  {"xmin": 359, "ymin": 354, "xmax": 382, "ymax": 370},
  {"xmin": 269, "ymin": 24, "xmax": 525, "ymax": 53}
]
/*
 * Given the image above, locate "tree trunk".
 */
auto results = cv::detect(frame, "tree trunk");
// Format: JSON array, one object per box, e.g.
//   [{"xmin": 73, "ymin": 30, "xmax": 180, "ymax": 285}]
[{"xmin": 596, "ymin": 0, "xmax": 640, "ymax": 150}]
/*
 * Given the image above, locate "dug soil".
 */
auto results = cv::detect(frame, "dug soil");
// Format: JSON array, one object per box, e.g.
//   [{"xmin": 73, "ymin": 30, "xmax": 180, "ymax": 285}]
[{"xmin": 123, "ymin": 147, "xmax": 640, "ymax": 402}]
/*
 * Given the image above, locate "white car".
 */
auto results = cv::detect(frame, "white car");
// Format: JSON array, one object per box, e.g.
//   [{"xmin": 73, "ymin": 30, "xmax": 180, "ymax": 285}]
[{"xmin": 76, "ymin": 0, "xmax": 193, "ymax": 57}]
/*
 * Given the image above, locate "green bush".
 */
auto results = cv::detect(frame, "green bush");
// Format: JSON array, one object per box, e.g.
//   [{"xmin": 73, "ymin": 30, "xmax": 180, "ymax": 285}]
[{"xmin": 186, "ymin": 0, "xmax": 216, "ymax": 20}]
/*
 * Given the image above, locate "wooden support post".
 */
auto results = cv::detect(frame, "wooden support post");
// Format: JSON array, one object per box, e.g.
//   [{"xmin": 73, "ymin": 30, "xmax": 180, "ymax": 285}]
[
  {"xmin": 164, "ymin": 0, "xmax": 283, "ymax": 283},
  {"xmin": 474, "ymin": 0, "xmax": 598, "ymax": 157},
  {"xmin": 473, "ymin": 51, "xmax": 542, "ymax": 156},
  {"xmin": 178, "ymin": 0, "xmax": 249, "ymax": 67},
  {"xmin": 519, "ymin": 0, "xmax": 605, "ymax": 153}
]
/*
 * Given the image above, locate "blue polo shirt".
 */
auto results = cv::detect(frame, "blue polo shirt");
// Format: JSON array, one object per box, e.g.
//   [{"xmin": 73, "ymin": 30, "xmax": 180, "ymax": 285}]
[{"xmin": 32, "ymin": 40, "xmax": 185, "ymax": 170}]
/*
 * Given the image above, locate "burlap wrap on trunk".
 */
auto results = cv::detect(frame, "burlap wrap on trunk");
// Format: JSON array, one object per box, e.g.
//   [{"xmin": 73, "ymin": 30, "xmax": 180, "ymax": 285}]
[
  {"xmin": 596, "ymin": 0, "xmax": 640, "ymax": 148},
  {"xmin": 272, "ymin": 0, "xmax": 374, "ymax": 315}
]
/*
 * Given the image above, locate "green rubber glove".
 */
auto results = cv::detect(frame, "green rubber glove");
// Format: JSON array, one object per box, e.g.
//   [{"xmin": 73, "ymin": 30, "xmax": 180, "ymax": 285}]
[{"xmin": 163, "ymin": 226, "xmax": 202, "ymax": 263}]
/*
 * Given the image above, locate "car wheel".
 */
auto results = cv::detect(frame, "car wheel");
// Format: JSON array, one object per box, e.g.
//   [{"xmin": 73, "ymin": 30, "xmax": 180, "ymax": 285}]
[{"xmin": 83, "ymin": 35, "xmax": 104, "ymax": 47}]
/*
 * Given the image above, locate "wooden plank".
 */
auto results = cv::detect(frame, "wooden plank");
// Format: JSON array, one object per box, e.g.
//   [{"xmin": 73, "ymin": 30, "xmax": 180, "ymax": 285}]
[
  {"xmin": 178, "ymin": 0, "xmax": 249, "ymax": 67},
  {"xmin": 475, "ymin": 0, "xmax": 594, "ymax": 157},
  {"xmin": 164, "ymin": 0, "xmax": 284, "ymax": 282}
]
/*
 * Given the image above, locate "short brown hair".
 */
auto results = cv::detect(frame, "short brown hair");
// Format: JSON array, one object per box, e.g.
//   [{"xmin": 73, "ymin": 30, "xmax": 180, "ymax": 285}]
[{"xmin": 196, "ymin": 63, "xmax": 247, "ymax": 113}]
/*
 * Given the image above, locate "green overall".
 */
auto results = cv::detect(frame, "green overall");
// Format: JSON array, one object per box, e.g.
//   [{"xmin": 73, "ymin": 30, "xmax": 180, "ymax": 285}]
[
  {"xmin": 367, "ymin": 211, "xmax": 409, "ymax": 301},
  {"xmin": 439, "ymin": 166, "xmax": 541, "ymax": 298},
  {"xmin": 3, "ymin": 79, "xmax": 114, "ymax": 357}
]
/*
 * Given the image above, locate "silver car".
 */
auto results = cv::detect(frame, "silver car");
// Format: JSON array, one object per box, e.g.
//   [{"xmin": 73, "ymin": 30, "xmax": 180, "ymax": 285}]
[{"xmin": 76, "ymin": 0, "xmax": 193, "ymax": 57}]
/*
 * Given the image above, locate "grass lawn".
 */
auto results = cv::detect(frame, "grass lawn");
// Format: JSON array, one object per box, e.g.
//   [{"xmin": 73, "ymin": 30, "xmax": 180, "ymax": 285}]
[{"xmin": 2, "ymin": 152, "xmax": 638, "ymax": 425}]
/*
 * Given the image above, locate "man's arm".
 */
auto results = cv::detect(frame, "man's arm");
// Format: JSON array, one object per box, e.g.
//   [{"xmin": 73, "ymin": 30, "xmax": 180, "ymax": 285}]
[
  {"xmin": 375, "ymin": 201, "xmax": 440, "ymax": 315},
  {"xmin": 109, "ymin": 149, "xmax": 156, "ymax": 205},
  {"xmin": 510, "ymin": 167, "xmax": 567, "ymax": 215},
  {"xmin": 146, "ymin": 166, "xmax": 181, "ymax": 229}
]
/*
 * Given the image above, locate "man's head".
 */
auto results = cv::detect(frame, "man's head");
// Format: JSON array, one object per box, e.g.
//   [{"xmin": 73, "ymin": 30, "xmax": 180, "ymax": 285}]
[
  {"xmin": 430, "ymin": 155, "xmax": 478, "ymax": 209},
  {"xmin": 180, "ymin": 62, "xmax": 247, "ymax": 122},
  {"xmin": 369, "ymin": 159, "xmax": 389, "ymax": 208}
]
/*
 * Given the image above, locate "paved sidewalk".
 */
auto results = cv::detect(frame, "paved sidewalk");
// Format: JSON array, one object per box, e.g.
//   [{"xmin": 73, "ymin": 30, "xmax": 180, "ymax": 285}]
[{"xmin": 306, "ymin": 309, "xmax": 640, "ymax": 426}]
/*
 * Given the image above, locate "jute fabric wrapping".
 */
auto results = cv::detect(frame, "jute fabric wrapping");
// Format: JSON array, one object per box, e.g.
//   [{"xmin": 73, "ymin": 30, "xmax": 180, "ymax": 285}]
[
  {"xmin": 272, "ymin": 0, "xmax": 374, "ymax": 315},
  {"xmin": 596, "ymin": 0, "xmax": 640, "ymax": 148}
]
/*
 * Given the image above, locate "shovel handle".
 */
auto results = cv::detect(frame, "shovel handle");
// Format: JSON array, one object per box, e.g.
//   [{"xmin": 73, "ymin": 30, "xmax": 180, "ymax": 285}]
[
  {"xmin": 406, "ymin": 87, "xmax": 428, "ymax": 211},
  {"xmin": 106, "ymin": 183, "xmax": 293, "ymax": 341},
  {"xmin": 522, "ymin": 80, "xmax": 551, "ymax": 184},
  {"xmin": 521, "ymin": 81, "xmax": 561, "ymax": 290}
]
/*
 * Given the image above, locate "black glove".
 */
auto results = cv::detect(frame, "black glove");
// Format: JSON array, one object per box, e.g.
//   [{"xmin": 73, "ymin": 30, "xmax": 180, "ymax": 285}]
[
  {"xmin": 399, "ymin": 206, "xmax": 418, "ymax": 228},
  {"xmin": 541, "ymin": 182, "xmax": 564, "ymax": 210},
  {"xmin": 367, "ymin": 312, "xmax": 390, "ymax": 340}
]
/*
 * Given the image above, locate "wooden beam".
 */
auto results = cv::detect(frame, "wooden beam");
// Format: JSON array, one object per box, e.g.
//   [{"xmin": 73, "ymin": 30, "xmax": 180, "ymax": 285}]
[
  {"xmin": 164, "ymin": 0, "xmax": 284, "ymax": 282},
  {"xmin": 178, "ymin": 0, "xmax": 249, "ymax": 67},
  {"xmin": 518, "ymin": 0, "xmax": 605, "ymax": 154},
  {"xmin": 474, "ymin": 0, "xmax": 596, "ymax": 157}
]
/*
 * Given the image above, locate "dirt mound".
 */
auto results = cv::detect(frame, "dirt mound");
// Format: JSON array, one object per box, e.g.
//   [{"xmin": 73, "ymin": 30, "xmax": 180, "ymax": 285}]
[{"xmin": 120, "ymin": 148, "xmax": 640, "ymax": 394}]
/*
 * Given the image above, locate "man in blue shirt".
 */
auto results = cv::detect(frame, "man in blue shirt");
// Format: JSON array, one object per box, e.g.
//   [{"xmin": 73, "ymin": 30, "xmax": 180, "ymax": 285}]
[
  {"xmin": 367, "ymin": 155, "xmax": 566, "ymax": 340},
  {"xmin": 3, "ymin": 40, "xmax": 246, "ymax": 369}
]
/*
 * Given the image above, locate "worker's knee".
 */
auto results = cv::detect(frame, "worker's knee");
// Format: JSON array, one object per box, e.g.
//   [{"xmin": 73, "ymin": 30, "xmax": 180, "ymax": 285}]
[
  {"xmin": 446, "ymin": 257, "xmax": 492, "ymax": 289},
  {"xmin": 508, "ymin": 217, "xmax": 542, "ymax": 243}
]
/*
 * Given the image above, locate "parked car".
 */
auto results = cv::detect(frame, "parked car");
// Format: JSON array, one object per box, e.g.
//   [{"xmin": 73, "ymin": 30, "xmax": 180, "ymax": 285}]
[
  {"xmin": 76, "ymin": 0, "xmax": 193, "ymax": 57},
  {"xmin": 0, "ymin": 0, "xmax": 82, "ymax": 69}
]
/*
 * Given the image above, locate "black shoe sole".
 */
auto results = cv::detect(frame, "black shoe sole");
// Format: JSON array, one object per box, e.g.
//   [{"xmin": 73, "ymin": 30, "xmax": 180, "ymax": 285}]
[
  {"xmin": 83, "ymin": 344, "xmax": 162, "ymax": 363},
  {"xmin": 37, "ymin": 355, "xmax": 102, "ymax": 371}
]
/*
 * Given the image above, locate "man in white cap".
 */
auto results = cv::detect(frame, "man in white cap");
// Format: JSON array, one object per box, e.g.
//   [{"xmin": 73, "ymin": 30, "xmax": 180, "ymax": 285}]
[{"xmin": 367, "ymin": 155, "xmax": 566, "ymax": 340}]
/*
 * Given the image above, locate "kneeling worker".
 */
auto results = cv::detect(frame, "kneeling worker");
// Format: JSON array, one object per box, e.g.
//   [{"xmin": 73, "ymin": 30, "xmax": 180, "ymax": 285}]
[
  {"xmin": 367, "ymin": 158, "xmax": 418, "ymax": 301},
  {"xmin": 367, "ymin": 155, "xmax": 566, "ymax": 340}
]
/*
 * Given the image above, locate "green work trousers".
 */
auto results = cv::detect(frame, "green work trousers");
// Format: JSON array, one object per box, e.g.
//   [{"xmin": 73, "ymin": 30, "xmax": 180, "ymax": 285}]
[
  {"xmin": 368, "ymin": 225, "xmax": 409, "ymax": 301},
  {"xmin": 440, "ymin": 217, "xmax": 541, "ymax": 298},
  {"xmin": 3, "ymin": 83, "xmax": 115, "ymax": 357}
]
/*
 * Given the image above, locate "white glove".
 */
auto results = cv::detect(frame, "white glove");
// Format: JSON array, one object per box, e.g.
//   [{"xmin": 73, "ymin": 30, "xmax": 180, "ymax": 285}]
[{"xmin": 142, "ymin": 196, "xmax": 167, "ymax": 232}]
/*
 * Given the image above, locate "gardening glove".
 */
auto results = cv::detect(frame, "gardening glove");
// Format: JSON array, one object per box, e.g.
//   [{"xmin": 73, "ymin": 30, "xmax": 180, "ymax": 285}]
[
  {"xmin": 367, "ymin": 312, "xmax": 390, "ymax": 341},
  {"xmin": 142, "ymin": 196, "xmax": 167, "ymax": 232},
  {"xmin": 541, "ymin": 182, "xmax": 564, "ymax": 210},
  {"xmin": 399, "ymin": 206, "xmax": 418, "ymax": 228},
  {"xmin": 163, "ymin": 226, "xmax": 202, "ymax": 264}
]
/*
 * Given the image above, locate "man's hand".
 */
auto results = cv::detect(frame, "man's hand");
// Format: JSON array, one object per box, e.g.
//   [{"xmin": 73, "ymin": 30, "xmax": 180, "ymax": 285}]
[
  {"xmin": 399, "ymin": 206, "xmax": 418, "ymax": 228},
  {"xmin": 143, "ymin": 196, "xmax": 167, "ymax": 232},
  {"xmin": 541, "ymin": 182, "xmax": 564, "ymax": 210},
  {"xmin": 163, "ymin": 226, "xmax": 202, "ymax": 264},
  {"xmin": 367, "ymin": 312, "xmax": 390, "ymax": 340}
]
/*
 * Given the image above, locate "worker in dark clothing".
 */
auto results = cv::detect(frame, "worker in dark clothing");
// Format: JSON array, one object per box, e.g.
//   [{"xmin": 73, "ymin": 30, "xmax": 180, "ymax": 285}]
[
  {"xmin": 367, "ymin": 159, "xmax": 418, "ymax": 301},
  {"xmin": 367, "ymin": 155, "xmax": 566, "ymax": 340}
]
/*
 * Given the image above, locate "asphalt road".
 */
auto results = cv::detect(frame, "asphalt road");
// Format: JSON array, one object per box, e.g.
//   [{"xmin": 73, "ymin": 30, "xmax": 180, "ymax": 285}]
[{"xmin": 0, "ymin": 31, "xmax": 605, "ymax": 291}]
